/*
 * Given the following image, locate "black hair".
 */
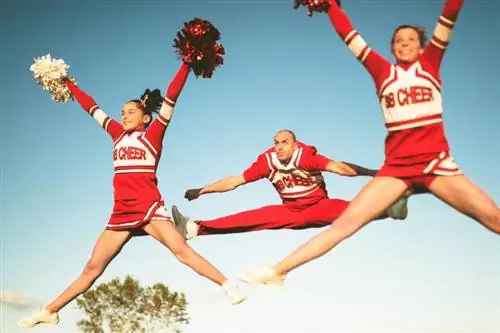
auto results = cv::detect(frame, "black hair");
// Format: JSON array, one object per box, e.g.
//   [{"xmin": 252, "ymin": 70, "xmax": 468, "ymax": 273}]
[
  {"xmin": 391, "ymin": 25, "xmax": 428, "ymax": 47},
  {"xmin": 128, "ymin": 88, "xmax": 163, "ymax": 126}
]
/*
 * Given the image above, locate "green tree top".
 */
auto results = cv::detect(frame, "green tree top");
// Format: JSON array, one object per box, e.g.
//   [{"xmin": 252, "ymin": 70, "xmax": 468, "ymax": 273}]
[{"xmin": 75, "ymin": 275, "xmax": 189, "ymax": 333}]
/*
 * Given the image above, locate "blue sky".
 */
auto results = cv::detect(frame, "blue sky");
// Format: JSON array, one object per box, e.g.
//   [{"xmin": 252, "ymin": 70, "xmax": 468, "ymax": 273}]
[{"xmin": 2, "ymin": 0, "xmax": 499, "ymax": 332}]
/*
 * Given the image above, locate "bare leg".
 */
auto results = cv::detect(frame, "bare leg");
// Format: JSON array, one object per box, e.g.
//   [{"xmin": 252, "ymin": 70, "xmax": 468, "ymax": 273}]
[
  {"xmin": 143, "ymin": 220, "xmax": 228, "ymax": 285},
  {"xmin": 46, "ymin": 230, "xmax": 132, "ymax": 313},
  {"xmin": 428, "ymin": 175, "xmax": 500, "ymax": 234},
  {"xmin": 144, "ymin": 219, "xmax": 246, "ymax": 304},
  {"xmin": 274, "ymin": 177, "xmax": 409, "ymax": 275}
]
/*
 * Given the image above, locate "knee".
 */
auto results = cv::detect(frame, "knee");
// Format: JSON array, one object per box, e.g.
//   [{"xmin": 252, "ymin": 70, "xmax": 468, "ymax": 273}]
[
  {"xmin": 81, "ymin": 261, "xmax": 104, "ymax": 280},
  {"xmin": 171, "ymin": 242, "xmax": 193, "ymax": 264},
  {"xmin": 332, "ymin": 215, "xmax": 367, "ymax": 239},
  {"xmin": 485, "ymin": 208, "xmax": 500, "ymax": 234}
]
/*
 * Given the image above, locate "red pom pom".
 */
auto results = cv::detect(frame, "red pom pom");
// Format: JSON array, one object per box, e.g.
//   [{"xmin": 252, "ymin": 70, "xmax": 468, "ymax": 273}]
[
  {"xmin": 293, "ymin": 0, "xmax": 340, "ymax": 16},
  {"xmin": 173, "ymin": 18, "xmax": 225, "ymax": 79}
]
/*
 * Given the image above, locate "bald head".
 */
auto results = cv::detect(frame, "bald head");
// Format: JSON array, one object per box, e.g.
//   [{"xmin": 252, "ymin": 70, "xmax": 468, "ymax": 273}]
[
  {"xmin": 274, "ymin": 129, "xmax": 297, "ymax": 143},
  {"xmin": 273, "ymin": 129, "xmax": 298, "ymax": 163}
]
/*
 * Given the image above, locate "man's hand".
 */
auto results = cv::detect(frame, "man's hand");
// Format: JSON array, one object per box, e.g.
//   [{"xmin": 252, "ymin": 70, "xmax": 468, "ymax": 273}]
[{"xmin": 184, "ymin": 188, "xmax": 203, "ymax": 201}]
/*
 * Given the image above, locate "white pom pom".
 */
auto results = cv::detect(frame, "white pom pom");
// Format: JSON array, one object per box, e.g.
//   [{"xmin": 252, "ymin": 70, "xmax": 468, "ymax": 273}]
[{"xmin": 29, "ymin": 54, "xmax": 76, "ymax": 103}]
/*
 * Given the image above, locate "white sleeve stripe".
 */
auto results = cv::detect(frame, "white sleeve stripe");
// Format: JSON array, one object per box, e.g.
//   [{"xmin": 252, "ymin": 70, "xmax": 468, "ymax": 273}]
[
  {"xmin": 103, "ymin": 117, "xmax": 111, "ymax": 130},
  {"xmin": 92, "ymin": 108, "xmax": 109, "ymax": 127},
  {"xmin": 348, "ymin": 35, "xmax": 369, "ymax": 60},
  {"xmin": 344, "ymin": 30, "xmax": 357, "ymax": 43},
  {"xmin": 89, "ymin": 105, "xmax": 99, "ymax": 115},
  {"xmin": 430, "ymin": 38, "xmax": 446, "ymax": 50},
  {"xmin": 158, "ymin": 103, "xmax": 173, "ymax": 121},
  {"xmin": 439, "ymin": 15, "xmax": 454, "ymax": 26},
  {"xmin": 360, "ymin": 47, "xmax": 371, "ymax": 63},
  {"xmin": 157, "ymin": 116, "xmax": 169, "ymax": 126},
  {"xmin": 434, "ymin": 24, "xmax": 453, "ymax": 44},
  {"xmin": 164, "ymin": 97, "xmax": 175, "ymax": 106}
]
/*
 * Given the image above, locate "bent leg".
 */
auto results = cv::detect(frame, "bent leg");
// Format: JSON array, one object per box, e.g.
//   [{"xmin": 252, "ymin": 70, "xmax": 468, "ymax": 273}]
[
  {"xmin": 428, "ymin": 175, "xmax": 500, "ymax": 234},
  {"xmin": 143, "ymin": 220, "xmax": 246, "ymax": 304},
  {"xmin": 274, "ymin": 177, "xmax": 409, "ymax": 275},
  {"xmin": 144, "ymin": 220, "xmax": 227, "ymax": 285}
]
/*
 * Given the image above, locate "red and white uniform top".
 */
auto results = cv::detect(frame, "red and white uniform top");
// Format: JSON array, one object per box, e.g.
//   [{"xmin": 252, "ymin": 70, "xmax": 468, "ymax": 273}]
[
  {"xmin": 243, "ymin": 142, "xmax": 331, "ymax": 207},
  {"xmin": 86, "ymin": 97, "xmax": 173, "ymax": 201},
  {"xmin": 328, "ymin": 0, "xmax": 463, "ymax": 165},
  {"xmin": 65, "ymin": 64, "xmax": 189, "ymax": 203}
]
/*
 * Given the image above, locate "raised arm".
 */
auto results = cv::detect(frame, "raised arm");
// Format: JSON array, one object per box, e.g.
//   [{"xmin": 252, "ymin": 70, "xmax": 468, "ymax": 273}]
[
  {"xmin": 422, "ymin": 0, "xmax": 464, "ymax": 70},
  {"xmin": 327, "ymin": 1, "xmax": 389, "ymax": 80},
  {"xmin": 145, "ymin": 63, "xmax": 190, "ymax": 150},
  {"xmin": 65, "ymin": 81, "xmax": 123, "ymax": 141},
  {"xmin": 184, "ymin": 176, "xmax": 248, "ymax": 201}
]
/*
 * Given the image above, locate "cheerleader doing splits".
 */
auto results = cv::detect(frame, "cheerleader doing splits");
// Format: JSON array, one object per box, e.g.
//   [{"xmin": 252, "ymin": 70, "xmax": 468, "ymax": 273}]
[
  {"xmin": 18, "ymin": 64, "xmax": 245, "ymax": 328},
  {"xmin": 240, "ymin": 0, "xmax": 500, "ymax": 285}
]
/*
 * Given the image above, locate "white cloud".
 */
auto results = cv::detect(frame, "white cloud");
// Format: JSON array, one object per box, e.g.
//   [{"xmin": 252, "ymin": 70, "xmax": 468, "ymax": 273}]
[{"xmin": 0, "ymin": 291, "xmax": 37, "ymax": 310}]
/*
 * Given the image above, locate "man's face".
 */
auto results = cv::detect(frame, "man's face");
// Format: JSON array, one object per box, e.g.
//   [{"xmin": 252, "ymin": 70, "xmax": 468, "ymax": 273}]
[{"xmin": 274, "ymin": 131, "xmax": 297, "ymax": 163}]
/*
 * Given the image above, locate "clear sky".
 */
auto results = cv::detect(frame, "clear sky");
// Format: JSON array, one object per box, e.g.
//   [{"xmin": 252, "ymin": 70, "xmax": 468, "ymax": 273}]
[{"xmin": 2, "ymin": 0, "xmax": 499, "ymax": 332}]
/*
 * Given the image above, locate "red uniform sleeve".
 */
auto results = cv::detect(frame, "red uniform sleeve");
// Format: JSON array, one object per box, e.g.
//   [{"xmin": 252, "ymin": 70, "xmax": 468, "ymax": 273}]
[
  {"xmin": 146, "ymin": 63, "xmax": 190, "ymax": 151},
  {"xmin": 327, "ymin": 2, "xmax": 390, "ymax": 81},
  {"xmin": 422, "ymin": 0, "xmax": 464, "ymax": 71},
  {"xmin": 242, "ymin": 154, "xmax": 271, "ymax": 183},
  {"xmin": 297, "ymin": 146, "xmax": 331, "ymax": 171},
  {"xmin": 65, "ymin": 81, "xmax": 123, "ymax": 141}
]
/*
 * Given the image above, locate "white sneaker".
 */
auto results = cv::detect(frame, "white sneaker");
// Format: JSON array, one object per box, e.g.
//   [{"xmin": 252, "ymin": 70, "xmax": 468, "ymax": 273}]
[
  {"xmin": 222, "ymin": 281, "xmax": 246, "ymax": 305},
  {"xmin": 238, "ymin": 265, "xmax": 285, "ymax": 287},
  {"xmin": 17, "ymin": 307, "xmax": 59, "ymax": 328}
]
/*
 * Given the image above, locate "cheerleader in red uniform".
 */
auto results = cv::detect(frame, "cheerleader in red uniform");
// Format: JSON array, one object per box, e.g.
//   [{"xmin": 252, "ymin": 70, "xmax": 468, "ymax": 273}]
[
  {"xmin": 19, "ymin": 20, "xmax": 244, "ymax": 329},
  {"xmin": 240, "ymin": 0, "xmax": 500, "ymax": 286}
]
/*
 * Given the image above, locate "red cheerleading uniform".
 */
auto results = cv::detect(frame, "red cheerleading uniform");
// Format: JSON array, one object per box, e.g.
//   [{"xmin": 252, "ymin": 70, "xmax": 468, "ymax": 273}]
[
  {"xmin": 196, "ymin": 142, "xmax": 350, "ymax": 235},
  {"xmin": 65, "ymin": 64, "xmax": 190, "ymax": 231},
  {"xmin": 327, "ymin": 0, "xmax": 464, "ymax": 189}
]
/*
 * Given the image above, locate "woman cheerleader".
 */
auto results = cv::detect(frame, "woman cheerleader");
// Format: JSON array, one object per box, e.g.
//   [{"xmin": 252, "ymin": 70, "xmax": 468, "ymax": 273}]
[
  {"xmin": 239, "ymin": 0, "xmax": 499, "ymax": 286},
  {"xmin": 19, "ymin": 20, "xmax": 245, "ymax": 328}
]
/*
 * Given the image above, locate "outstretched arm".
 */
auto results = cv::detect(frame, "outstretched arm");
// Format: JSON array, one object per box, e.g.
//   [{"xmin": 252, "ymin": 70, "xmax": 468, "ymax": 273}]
[
  {"xmin": 185, "ymin": 176, "xmax": 248, "ymax": 201},
  {"xmin": 185, "ymin": 154, "xmax": 270, "ymax": 201},
  {"xmin": 326, "ymin": 1, "xmax": 389, "ymax": 80},
  {"xmin": 325, "ymin": 160, "xmax": 378, "ymax": 177},
  {"xmin": 65, "ymin": 81, "xmax": 123, "ymax": 141},
  {"xmin": 422, "ymin": 0, "xmax": 464, "ymax": 70},
  {"xmin": 300, "ymin": 149, "xmax": 377, "ymax": 177},
  {"xmin": 146, "ymin": 63, "xmax": 190, "ymax": 150}
]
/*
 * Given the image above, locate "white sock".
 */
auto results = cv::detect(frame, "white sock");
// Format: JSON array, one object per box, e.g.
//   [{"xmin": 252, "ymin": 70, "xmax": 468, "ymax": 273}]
[{"xmin": 186, "ymin": 220, "xmax": 199, "ymax": 239}]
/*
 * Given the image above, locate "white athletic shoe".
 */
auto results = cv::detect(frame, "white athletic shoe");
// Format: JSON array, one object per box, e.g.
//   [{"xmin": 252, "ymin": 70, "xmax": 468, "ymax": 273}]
[
  {"xmin": 238, "ymin": 264, "xmax": 286, "ymax": 287},
  {"xmin": 386, "ymin": 196, "xmax": 409, "ymax": 220},
  {"xmin": 222, "ymin": 281, "xmax": 246, "ymax": 305},
  {"xmin": 17, "ymin": 307, "xmax": 59, "ymax": 328}
]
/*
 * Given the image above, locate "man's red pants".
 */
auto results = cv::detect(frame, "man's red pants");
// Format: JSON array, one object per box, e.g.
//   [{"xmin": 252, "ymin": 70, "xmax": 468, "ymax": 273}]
[{"xmin": 197, "ymin": 198, "xmax": 349, "ymax": 235}]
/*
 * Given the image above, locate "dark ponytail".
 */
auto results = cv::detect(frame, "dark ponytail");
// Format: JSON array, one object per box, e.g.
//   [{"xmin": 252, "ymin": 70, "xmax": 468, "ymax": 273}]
[
  {"xmin": 129, "ymin": 88, "xmax": 163, "ymax": 126},
  {"xmin": 140, "ymin": 89, "xmax": 163, "ymax": 115}
]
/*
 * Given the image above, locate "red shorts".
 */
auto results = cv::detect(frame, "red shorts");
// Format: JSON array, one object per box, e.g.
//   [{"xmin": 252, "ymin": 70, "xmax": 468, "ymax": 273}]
[
  {"xmin": 377, "ymin": 151, "xmax": 462, "ymax": 191},
  {"xmin": 106, "ymin": 199, "xmax": 171, "ymax": 232}
]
